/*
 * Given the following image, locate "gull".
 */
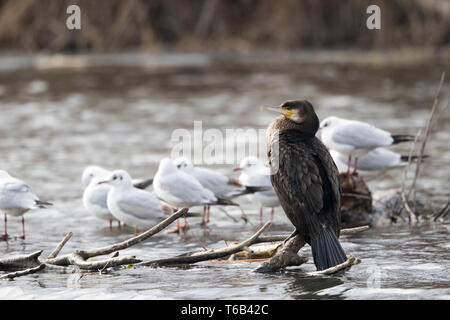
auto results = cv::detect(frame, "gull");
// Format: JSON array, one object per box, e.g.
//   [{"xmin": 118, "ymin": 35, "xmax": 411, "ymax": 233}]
[
  {"xmin": 0, "ymin": 170, "xmax": 52, "ymax": 240},
  {"xmin": 233, "ymin": 157, "xmax": 280, "ymax": 223},
  {"xmin": 173, "ymin": 157, "xmax": 257, "ymax": 224},
  {"xmin": 319, "ymin": 116, "xmax": 414, "ymax": 174},
  {"xmin": 82, "ymin": 165, "xmax": 153, "ymax": 189},
  {"xmin": 81, "ymin": 166, "xmax": 154, "ymax": 229},
  {"xmin": 153, "ymin": 158, "xmax": 237, "ymax": 232},
  {"xmin": 330, "ymin": 148, "xmax": 428, "ymax": 173},
  {"xmin": 99, "ymin": 170, "xmax": 170, "ymax": 234}
]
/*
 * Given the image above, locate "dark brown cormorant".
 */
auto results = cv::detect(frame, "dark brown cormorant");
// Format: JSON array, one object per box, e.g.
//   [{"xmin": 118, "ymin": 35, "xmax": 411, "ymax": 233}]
[{"xmin": 265, "ymin": 100, "xmax": 347, "ymax": 270}]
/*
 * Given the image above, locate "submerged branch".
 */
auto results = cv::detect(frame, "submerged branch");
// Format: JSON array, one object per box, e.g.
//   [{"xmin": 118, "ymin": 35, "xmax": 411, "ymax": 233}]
[
  {"xmin": 0, "ymin": 264, "xmax": 46, "ymax": 280},
  {"xmin": 307, "ymin": 255, "xmax": 361, "ymax": 275},
  {"xmin": 138, "ymin": 221, "xmax": 272, "ymax": 267},
  {"xmin": 254, "ymin": 234, "xmax": 307, "ymax": 273},
  {"xmin": 0, "ymin": 250, "xmax": 43, "ymax": 271},
  {"xmin": 45, "ymin": 208, "xmax": 188, "ymax": 267},
  {"xmin": 253, "ymin": 225, "xmax": 369, "ymax": 245}
]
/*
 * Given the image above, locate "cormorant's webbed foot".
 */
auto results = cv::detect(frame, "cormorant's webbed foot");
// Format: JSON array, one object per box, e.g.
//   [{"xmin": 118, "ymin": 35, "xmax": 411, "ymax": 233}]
[{"xmin": 283, "ymin": 229, "xmax": 299, "ymax": 244}]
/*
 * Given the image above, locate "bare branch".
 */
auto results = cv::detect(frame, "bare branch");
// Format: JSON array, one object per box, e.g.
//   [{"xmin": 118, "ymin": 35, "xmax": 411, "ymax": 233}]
[
  {"xmin": 47, "ymin": 232, "xmax": 72, "ymax": 259},
  {"xmin": 307, "ymin": 255, "xmax": 361, "ymax": 275},
  {"xmin": 0, "ymin": 264, "xmax": 46, "ymax": 280},
  {"xmin": 46, "ymin": 208, "xmax": 189, "ymax": 266},
  {"xmin": 68, "ymin": 254, "xmax": 141, "ymax": 271},
  {"xmin": 0, "ymin": 250, "xmax": 43, "ymax": 271},
  {"xmin": 139, "ymin": 221, "xmax": 272, "ymax": 267},
  {"xmin": 254, "ymin": 225, "xmax": 370, "ymax": 244},
  {"xmin": 408, "ymin": 72, "xmax": 445, "ymax": 202},
  {"xmin": 254, "ymin": 234, "xmax": 307, "ymax": 273}
]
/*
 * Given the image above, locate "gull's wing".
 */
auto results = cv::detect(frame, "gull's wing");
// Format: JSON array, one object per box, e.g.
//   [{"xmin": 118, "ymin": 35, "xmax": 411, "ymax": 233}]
[
  {"xmin": 158, "ymin": 172, "xmax": 216, "ymax": 204},
  {"xmin": 117, "ymin": 190, "xmax": 165, "ymax": 220},
  {"xmin": 0, "ymin": 178, "xmax": 38, "ymax": 208},
  {"xmin": 332, "ymin": 122, "xmax": 392, "ymax": 149}
]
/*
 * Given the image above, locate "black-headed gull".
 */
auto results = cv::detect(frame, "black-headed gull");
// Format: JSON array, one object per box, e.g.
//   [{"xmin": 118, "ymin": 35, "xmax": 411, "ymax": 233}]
[
  {"xmin": 234, "ymin": 157, "xmax": 280, "ymax": 223},
  {"xmin": 81, "ymin": 166, "xmax": 153, "ymax": 229},
  {"xmin": 319, "ymin": 116, "xmax": 414, "ymax": 174},
  {"xmin": 330, "ymin": 148, "xmax": 428, "ymax": 173},
  {"xmin": 153, "ymin": 158, "xmax": 237, "ymax": 232},
  {"xmin": 0, "ymin": 170, "xmax": 52, "ymax": 240},
  {"xmin": 173, "ymin": 157, "xmax": 253, "ymax": 224},
  {"xmin": 99, "ymin": 170, "xmax": 171, "ymax": 234}
]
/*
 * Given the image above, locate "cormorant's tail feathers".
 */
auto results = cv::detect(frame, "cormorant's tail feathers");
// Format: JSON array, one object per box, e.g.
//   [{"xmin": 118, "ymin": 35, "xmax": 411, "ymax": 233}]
[{"xmin": 310, "ymin": 228, "xmax": 347, "ymax": 271}]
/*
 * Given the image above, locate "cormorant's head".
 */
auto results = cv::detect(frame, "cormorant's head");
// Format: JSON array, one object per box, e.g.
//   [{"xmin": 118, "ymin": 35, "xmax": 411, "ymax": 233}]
[
  {"xmin": 263, "ymin": 100, "xmax": 320, "ymax": 133},
  {"xmin": 263, "ymin": 100, "xmax": 316, "ymax": 123},
  {"xmin": 279, "ymin": 100, "xmax": 317, "ymax": 123}
]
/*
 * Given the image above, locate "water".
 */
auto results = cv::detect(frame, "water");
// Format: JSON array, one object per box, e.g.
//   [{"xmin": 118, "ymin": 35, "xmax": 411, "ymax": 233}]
[{"xmin": 0, "ymin": 52, "xmax": 448, "ymax": 300}]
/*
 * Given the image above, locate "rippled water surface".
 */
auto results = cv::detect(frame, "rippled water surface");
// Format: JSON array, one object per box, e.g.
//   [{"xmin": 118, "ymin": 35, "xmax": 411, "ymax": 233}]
[{"xmin": 0, "ymin": 53, "xmax": 448, "ymax": 300}]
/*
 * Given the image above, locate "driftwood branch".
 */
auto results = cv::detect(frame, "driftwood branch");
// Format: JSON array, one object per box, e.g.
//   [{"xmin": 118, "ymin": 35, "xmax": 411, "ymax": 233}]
[
  {"xmin": 45, "ymin": 208, "xmax": 189, "ymax": 269},
  {"xmin": 138, "ymin": 221, "xmax": 272, "ymax": 267},
  {"xmin": 253, "ymin": 225, "xmax": 369, "ymax": 245},
  {"xmin": 0, "ymin": 264, "xmax": 46, "ymax": 280},
  {"xmin": 255, "ymin": 234, "xmax": 307, "ymax": 273},
  {"xmin": 0, "ymin": 250, "xmax": 43, "ymax": 271},
  {"xmin": 47, "ymin": 232, "xmax": 73, "ymax": 259},
  {"xmin": 307, "ymin": 255, "xmax": 361, "ymax": 275},
  {"xmin": 254, "ymin": 226, "xmax": 368, "ymax": 273}
]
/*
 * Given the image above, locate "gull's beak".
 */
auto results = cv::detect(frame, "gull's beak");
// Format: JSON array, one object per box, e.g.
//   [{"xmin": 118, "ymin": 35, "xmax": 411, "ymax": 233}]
[
  {"xmin": 97, "ymin": 180, "xmax": 109, "ymax": 184},
  {"xmin": 261, "ymin": 106, "xmax": 292, "ymax": 118},
  {"xmin": 233, "ymin": 167, "xmax": 242, "ymax": 172}
]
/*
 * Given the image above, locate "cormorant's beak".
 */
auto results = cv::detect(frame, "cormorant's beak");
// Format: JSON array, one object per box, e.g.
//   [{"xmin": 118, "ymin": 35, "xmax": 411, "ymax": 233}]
[{"xmin": 261, "ymin": 106, "xmax": 292, "ymax": 118}]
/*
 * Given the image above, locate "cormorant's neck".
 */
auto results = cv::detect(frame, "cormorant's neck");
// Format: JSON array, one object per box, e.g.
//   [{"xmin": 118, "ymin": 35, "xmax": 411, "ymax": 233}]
[{"xmin": 269, "ymin": 115, "xmax": 319, "ymax": 138}]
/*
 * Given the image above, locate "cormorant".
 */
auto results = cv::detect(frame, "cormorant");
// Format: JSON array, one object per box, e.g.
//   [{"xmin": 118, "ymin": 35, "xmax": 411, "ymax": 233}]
[{"xmin": 265, "ymin": 100, "xmax": 347, "ymax": 270}]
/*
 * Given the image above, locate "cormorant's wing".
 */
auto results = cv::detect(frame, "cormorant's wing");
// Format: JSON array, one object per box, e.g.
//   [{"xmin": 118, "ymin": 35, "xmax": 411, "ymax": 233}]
[{"xmin": 269, "ymin": 133, "xmax": 341, "ymax": 239}]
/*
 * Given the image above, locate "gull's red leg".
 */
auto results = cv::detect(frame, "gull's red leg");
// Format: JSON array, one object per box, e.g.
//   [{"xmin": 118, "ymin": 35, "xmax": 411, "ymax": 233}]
[
  {"xmin": 346, "ymin": 155, "xmax": 352, "ymax": 175},
  {"xmin": 352, "ymin": 157, "xmax": 358, "ymax": 175},
  {"xmin": 2, "ymin": 214, "xmax": 7, "ymax": 240},
  {"xmin": 259, "ymin": 207, "xmax": 263, "ymax": 224},
  {"xmin": 20, "ymin": 216, "xmax": 25, "ymax": 239},
  {"xmin": 201, "ymin": 205, "xmax": 206, "ymax": 225},
  {"xmin": 270, "ymin": 207, "xmax": 274, "ymax": 222}
]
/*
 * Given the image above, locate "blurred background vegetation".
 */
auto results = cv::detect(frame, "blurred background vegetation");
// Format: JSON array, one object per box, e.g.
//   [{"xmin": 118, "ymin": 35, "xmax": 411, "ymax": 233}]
[{"xmin": 0, "ymin": 0, "xmax": 448, "ymax": 53}]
